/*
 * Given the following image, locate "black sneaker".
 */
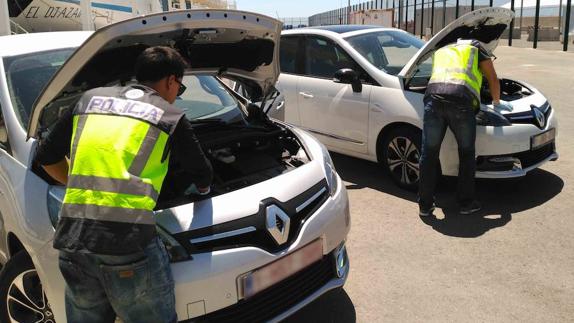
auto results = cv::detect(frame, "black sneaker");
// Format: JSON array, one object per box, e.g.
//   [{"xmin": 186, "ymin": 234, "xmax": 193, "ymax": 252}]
[
  {"xmin": 419, "ymin": 203, "xmax": 436, "ymax": 217},
  {"xmin": 460, "ymin": 200, "xmax": 482, "ymax": 215}
]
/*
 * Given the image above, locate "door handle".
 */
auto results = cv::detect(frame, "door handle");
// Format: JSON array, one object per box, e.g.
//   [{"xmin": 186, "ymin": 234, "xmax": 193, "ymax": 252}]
[{"xmin": 299, "ymin": 92, "xmax": 314, "ymax": 99}]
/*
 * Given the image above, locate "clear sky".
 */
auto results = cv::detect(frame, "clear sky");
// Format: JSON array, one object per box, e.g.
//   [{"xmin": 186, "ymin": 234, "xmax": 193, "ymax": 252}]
[{"xmin": 235, "ymin": 0, "xmax": 346, "ymax": 18}]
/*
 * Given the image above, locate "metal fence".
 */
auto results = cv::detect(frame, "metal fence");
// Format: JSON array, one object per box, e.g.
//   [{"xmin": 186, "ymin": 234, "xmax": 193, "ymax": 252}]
[{"xmin": 308, "ymin": 0, "xmax": 574, "ymax": 52}]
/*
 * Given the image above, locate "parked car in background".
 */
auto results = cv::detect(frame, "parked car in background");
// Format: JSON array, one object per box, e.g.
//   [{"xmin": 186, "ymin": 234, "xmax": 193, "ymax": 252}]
[
  {"xmin": 277, "ymin": 8, "xmax": 558, "ymax": 190},
  {"xmin": 0, "ymin": 10, "xmax": 350, "ymax": 323}
]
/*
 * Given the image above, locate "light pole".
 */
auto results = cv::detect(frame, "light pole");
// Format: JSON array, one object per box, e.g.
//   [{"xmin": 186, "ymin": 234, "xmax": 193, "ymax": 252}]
[
  {"xmin": 81, "ymin": 0, "xmax": 94, "ymax": 31},
  {"xmin": 0, "ymin": 0, "xmax": 11, "ymax": 36}
]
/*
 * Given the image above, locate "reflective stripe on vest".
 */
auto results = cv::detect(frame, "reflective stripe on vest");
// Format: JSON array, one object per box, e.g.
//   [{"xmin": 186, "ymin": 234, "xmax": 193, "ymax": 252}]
[
  {"xmin": 61, "ymin": 96, "xmax": 172, "ymax": 225},
  {"xmin": 428, "ymin": 43, "xmax": 483, "ymax": 101}
]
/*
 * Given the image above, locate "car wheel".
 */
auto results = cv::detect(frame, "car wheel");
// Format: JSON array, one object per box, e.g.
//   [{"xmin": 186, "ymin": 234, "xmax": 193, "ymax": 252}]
[
  {"xmin": 380, "ymin": 128, "xmax": 422, "ymax": 191},
  {"xmin": 0, "ymin": 251, "xmax": 55, "ymax": 323}
]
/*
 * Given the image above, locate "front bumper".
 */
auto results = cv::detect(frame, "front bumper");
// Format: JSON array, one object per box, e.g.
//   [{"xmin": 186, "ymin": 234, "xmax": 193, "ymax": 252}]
[
  {"xmin": 439, "ymin": 98, "xmax": 558, "ymax": 178},
  {"xmin": 475, "ymin": 143, "xmax": 558, "ymax": 178},
  {"xmin": 173, "ymin": 175, "xmax": 351, "ymax": 322}
]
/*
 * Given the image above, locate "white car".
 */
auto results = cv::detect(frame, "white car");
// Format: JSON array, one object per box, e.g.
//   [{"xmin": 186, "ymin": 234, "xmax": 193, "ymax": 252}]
[
  {"xmin": 0, "ymin": 10, "xmax": 350, "ymax": 323},
  {"xmin": 277, "ymin": 8, "xmax": 558, "ymax": 190}
]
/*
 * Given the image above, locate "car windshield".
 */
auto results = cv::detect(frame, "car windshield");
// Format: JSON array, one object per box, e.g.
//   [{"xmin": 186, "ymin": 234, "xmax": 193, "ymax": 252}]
[
  {"xmin": 175, "ymin": 75, "xmax": 243, "ymax": 123},
  {"xmin": 345, "ymin": 30, "xmax": 425, "ymax": 75},
  {"xmin": 3, "ymin": 48, "xmax": 75, "ymax": 127}
]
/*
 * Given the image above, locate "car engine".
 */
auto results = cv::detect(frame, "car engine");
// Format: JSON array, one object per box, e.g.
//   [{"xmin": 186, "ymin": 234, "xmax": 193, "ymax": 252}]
[
  {"xmin": 156, "ymin": 121, "xmax": 310, "ymax": 209},
  {"xmin": 481, "ymin": 78, "xmax": 534, "ymax": 104}
]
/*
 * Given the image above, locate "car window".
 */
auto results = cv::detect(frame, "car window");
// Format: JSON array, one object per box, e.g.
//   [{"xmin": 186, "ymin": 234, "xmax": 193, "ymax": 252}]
[
  {"xmin": 280, "ymin": 36, "xmax": 300, "ymax": 74},
  {"xmin": 304, "ymin": 37, "xmax": 358, "ymax": 79},
  {"xmin": 175, "ymin": 75, "xmax": 244, "ymax": 123},
  {"xmin": 3, "ymin": 48, "xmax": 75, "ymax": 128},
  {"xmin": 346, "ymin": 30, "xmax": 424, "ymax": 75},
  {"xmin": 409, "ymin": 57, "xmax": 433, "ymax": 88}
]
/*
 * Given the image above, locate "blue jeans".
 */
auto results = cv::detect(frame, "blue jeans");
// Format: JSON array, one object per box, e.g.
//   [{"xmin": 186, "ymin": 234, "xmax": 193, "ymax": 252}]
[
  {"xmin": 419, "ymin": 98, "xmax": 477, "ymax": 208},
  {"xmin": 58, "ymin": 237, "xmax": 176, "ymax": 323}
]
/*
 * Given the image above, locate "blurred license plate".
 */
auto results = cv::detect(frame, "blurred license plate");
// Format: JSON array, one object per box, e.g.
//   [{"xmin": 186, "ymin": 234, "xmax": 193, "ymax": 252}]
[
  {"xmin": 239, "ymin": 240, "xmax": 323, "ymax": 299},
  {"xmin": 531, "ymin": 128, "xmax": 555, "ymax": 150}
]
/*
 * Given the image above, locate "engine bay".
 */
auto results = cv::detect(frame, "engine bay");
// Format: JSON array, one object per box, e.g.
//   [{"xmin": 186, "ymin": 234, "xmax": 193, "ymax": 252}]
[
  {"xmin": 481, "ymin": 78, "xmax": 534, "ymax": 104},
  {"xmin": 156, "ymin": 120, "xmax": 310, "ymax": 209}
]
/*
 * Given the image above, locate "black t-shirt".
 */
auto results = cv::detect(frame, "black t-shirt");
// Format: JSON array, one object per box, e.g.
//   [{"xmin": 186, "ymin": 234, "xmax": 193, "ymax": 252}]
[{"xmin": 35, "ymin": 92, "xmax": 213, "ymax": 189}]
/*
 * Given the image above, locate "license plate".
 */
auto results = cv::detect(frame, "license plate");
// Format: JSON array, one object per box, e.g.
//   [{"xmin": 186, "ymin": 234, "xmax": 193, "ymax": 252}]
[
  {"xmin": 531, "ymin": 128, "xmax": 555, "ymax": 150},
  {"xmin": 238, "ymin": 239, "xmax": 323, "ymax": 299}
]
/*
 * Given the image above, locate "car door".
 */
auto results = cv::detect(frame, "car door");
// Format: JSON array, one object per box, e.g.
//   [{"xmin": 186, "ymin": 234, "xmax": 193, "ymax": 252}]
[
  {"xmin": 277, "ymin": 35, "xmax": 305, "ymax": 125},
  {"xmin": 297, "ymin": 35, "xmax": 371, "ymax": 155}
]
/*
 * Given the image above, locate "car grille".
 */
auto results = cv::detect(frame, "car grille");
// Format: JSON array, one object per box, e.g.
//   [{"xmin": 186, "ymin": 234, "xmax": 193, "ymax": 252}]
[
  {"xmin": 476, "ymin": 142, "xmax": 555, "ymax": 172},
  {"xmin": 172, "ymin": 180, "xmax": 329, "ymax": 254},
  {"xmin": 189, "ymin": 254, "xmax": 336, "ymax": 323},
  {"xmin": 505, "ymin": 101, "xmax": 551, "ymax": 129}
]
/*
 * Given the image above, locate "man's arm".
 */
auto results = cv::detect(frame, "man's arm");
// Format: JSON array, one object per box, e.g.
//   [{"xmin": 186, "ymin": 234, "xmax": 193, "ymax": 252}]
[
  {"xmin": 35, "ymin": 108, "xmax": 74, "ymax": 185},
  {"xmin": 171, "ymin": 117, "xmax": 213, "ymax": 192},
  {"xmin": 479, "ymin": 59, "xmax": 501, "ymax": 105}
]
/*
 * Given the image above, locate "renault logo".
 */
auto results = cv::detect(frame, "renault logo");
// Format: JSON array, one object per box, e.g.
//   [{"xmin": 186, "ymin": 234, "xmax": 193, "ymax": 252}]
[
  {"xmin": 265, "ymin": 205, "xmax": 290, "ymax": 245},
  {"xmin": 533, "ymin": 107, "xmax": 546, "ymax": 129}
]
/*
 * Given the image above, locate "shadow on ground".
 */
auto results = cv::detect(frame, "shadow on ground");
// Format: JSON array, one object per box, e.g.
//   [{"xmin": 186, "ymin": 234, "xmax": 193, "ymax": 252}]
[
  {"xmin": 332, "ymin": 153, "xmax": 564, "ymax": 238},
  {"xmin": 281, "ymin": 288, "xmax": 356, "ymax": 323}
]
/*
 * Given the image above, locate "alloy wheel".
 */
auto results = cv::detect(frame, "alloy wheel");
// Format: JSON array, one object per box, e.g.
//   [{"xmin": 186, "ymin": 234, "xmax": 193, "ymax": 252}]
[
  {"xmin": 386, "ymin": 136, "xmax": 420, "ymax": 186},
  {"xmin": 6, "ymin": 269, "xmax": 54, "ymax": 323}
]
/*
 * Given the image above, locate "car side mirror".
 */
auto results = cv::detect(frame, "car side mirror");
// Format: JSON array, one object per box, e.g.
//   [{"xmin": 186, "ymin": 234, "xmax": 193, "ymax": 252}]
[{"xmin": 333, "ymin": 68, "xmax": 362, "ymax": 93}]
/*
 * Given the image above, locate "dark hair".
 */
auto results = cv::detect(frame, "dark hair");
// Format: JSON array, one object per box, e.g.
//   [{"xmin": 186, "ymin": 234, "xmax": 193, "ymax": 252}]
[{"xmin": 134, "ymin": 46, "xmax": 188, "ymax": 83}]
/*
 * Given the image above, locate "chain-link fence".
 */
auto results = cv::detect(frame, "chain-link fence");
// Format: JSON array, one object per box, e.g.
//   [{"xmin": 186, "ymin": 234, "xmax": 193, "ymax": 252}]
[{"xmin": 308, "ymin": 0, "xmax": 574, "ymax": 52}]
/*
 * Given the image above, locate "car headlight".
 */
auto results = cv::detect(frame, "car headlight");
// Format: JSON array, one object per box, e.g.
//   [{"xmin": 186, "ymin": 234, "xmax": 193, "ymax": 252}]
[
  {"xmin": 321, "ymin": 145, "xmax": 339, "ymax": 196},
  {"xmin": 476, "ymin": 109, "xmax": 511, "ymax": 127},
  {"xmin": 47, "ymin": 186, "xmax": 65, "ymax": 228}
]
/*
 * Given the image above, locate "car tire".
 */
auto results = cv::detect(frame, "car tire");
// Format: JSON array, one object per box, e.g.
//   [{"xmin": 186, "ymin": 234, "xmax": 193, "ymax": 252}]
[
  {"xmin": 380, "ymin": 127, "xmax": 425, "ymax": 191},
  {"xmin": 0, "ymin": 251, "xmax": 55, "ymax": 323}
]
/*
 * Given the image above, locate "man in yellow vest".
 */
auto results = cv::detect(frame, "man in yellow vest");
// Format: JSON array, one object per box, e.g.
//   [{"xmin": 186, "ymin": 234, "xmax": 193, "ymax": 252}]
[
  {"xmin": 418, "ymin": 39, "xmax": 512, "ymax": 217},
  {"xmin": 35, "ymin": 46, "xmax": 213, "ymax": 322}
]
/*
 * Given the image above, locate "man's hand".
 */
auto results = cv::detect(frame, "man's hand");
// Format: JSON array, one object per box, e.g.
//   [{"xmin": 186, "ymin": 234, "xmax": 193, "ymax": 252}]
[
  {"xmin": 493, "ymin": 100, "xmax": 514, "ymax": 112},
  {"xmin": 185, "ymin": 183, "xmax": 211, "ymax": 196}
]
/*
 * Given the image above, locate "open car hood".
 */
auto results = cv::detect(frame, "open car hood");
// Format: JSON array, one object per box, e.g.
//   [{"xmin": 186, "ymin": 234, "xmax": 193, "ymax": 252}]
[
  {"xmin": 399, "ymin": 7, "xmax": 514, "ymax": 80},
  {"xmin": 28, "ymin": 9, "xmax": 282, "ymax": 138}
]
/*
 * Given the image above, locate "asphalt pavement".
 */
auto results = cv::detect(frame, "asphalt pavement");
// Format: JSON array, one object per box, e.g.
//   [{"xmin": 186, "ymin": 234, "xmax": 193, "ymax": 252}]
[{"xmin": 284, "ymin": 46, "xmax": 574, "ymax": 322}]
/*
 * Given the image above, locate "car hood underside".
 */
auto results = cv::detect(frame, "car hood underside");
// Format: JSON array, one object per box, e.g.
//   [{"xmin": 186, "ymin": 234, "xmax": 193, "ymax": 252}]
[{"xmin": 28, "ymin": 9, "xmax": 282, "ymax": 139}]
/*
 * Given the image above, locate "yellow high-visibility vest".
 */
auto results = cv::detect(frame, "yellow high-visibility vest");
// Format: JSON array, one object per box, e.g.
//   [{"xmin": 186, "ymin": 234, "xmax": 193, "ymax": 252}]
[{"xmin": 428, "ymin": 42, "xmax": 483, "ymax": 107}]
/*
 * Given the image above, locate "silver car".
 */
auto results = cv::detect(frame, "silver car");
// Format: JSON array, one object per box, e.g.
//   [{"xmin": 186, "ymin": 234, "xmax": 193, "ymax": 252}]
[{"xmin": 0, "ymin": 10, "xmax": 350, "ymax": 323}]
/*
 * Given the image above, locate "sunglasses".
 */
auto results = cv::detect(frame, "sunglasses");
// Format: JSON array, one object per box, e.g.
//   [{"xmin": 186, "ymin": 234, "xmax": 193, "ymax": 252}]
[{"xmin": 175, "ymin": 78, "xmax": 187, "ymax": 96}]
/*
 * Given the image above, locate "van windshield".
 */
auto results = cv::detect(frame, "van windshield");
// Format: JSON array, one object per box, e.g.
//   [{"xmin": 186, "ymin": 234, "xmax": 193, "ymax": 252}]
[{"xmin": 3, "ymin": 48, "xmax": 75, "ymax": 127}]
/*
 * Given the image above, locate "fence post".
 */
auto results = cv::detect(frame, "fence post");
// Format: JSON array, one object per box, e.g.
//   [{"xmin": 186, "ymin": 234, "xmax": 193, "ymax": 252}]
[
  {"xmin": 509, "ymin": 0, "xmax": 515, "ymax": 46},
  {"xmin": 456, "ymin": 0, "xmax": 459, "ymax": 18},
  {"xmin": 420, "ymin": 0, "xmax": 424, "ymax": 38},
  {"xmin": 564, "ymin": 0, "xmax": 572, "ymax": 51},
  {"xmin": 442, "ymin": 0, "xmax": 446, "ymax": 28},
  {"xmin": 413, "ymin": 0, "xmax": 417, "ymax": 35},
  {"xmin": 406, "ymin": 0, "xmax": 409, "ymax": 31},
  {"xmin": 471, "ymin": 0, "xmax": 475, "ymax": 11},
  {"xmin": 431, "ymin": 0, "xmax": 435, "ymax": 36},
  {"xmin": 533, "ymin": 0, "xmax": 540, "ymax": 49},
  {"xmin": 399, "ymin": 0, "xmax": 403, "ymax": 30}
]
